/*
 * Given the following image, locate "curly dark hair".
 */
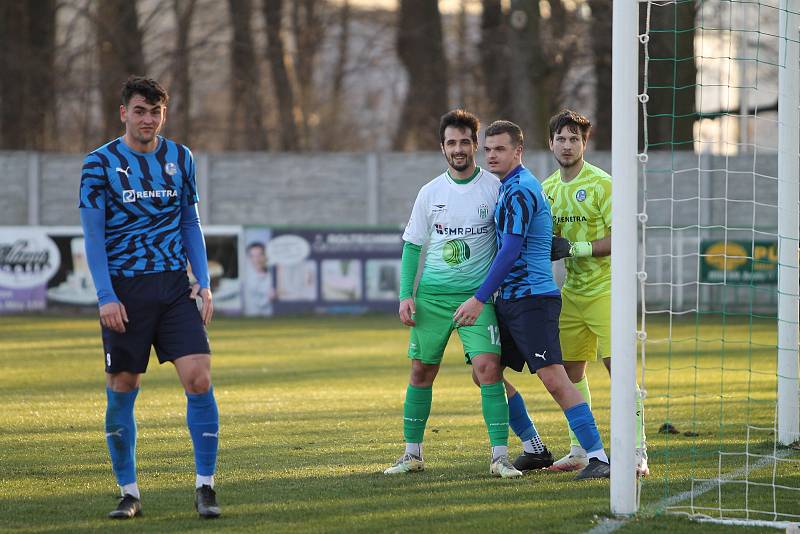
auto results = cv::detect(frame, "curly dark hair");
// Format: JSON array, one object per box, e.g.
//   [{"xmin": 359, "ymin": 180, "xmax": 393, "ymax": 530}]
[
  {"xmin": 548, "ymin": 109, "xmax": 591, "ymax": 142},
  {"xmin": 439, "ymin": 109, "xmax": 480, "ymax": 145},
  {"xmin": 121, "ymin": 75, "xmax": 169, "ymax": 107}
]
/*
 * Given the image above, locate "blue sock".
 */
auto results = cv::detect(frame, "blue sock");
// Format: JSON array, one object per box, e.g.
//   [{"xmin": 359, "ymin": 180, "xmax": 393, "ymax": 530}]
[
  {"xmin": 508, "ymin": 392, "xmax": 538, "ymax": 442},
  {"xmin": 564, "ymin": 402, "xmax": 603, "ymax": 453},
  {"xmin": 186, "ymin": 387, "xmax": 219, "ymax": 477},
  {"xmin": 106, "ymin": 387, "xmax": 138, "ymax": 486}
]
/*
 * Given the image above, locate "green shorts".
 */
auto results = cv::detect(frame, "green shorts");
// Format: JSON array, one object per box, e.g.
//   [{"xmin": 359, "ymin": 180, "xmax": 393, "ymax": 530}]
[{"xmin": 408, "ymin": 295, "xmax": 501, "ymax": 365}]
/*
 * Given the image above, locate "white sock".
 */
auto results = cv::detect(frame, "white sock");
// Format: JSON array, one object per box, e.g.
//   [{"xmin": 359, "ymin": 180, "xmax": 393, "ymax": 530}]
[
  {"xmin": 491, "ymin": 445, "xmax": 508, "ymax": 460},
  {"xmin": 522, "ymin": 435, "xmax": 546, "ymax": 454},
  {"xmin": 570, "ymin": 445, "xmax": 587, "ymax": 456},
  {"xmin": 587, "ymin": 449, "xmax": 609, "ymax": 464},
  {"xmin": 196, "ymin": 474, "xmax": 214, "ymax": 489},
  {"xmin": 404, "ymin": 443, "xmax": 422, "ymax": 457},
  {"xmin": 121, "ymin": 482, "xmax": 140, "ymax": 499}
]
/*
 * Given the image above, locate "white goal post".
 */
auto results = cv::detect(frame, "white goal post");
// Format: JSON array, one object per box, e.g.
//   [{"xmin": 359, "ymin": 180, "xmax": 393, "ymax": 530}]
[{"xmin": 610, "ymin": 0, "xmax": 800, "ymax": 519}]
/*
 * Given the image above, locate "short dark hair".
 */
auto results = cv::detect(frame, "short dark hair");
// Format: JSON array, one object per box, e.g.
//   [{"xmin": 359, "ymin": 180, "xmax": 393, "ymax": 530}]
[
  {"xmin": 246, "ymin": 242, "xmax": 265, "ymax": 253},
  {"xmin": 121, "ymin": 76, "xmax": 169, "ymax": 107},
  {"xmin": 548, "ymin": 109, "xmax": 592, "ymax": 142},
  {"xmin": 439, "ymin": 109, "xmax": 480, "ymax": 145},
  {"xmin": 485, "ymin": 120, "xmax": 524, "ymax": 147}
]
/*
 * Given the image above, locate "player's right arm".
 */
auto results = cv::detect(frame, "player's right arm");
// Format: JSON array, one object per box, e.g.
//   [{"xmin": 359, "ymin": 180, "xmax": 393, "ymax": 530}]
[
  {"xmin": 399, "ymin": 187, "xmax": 431, "ymax": 327},
  {"xmin": 79, "ymin": 153, "xmax": 128, "ymax": 333},
  {"xmin": 398, "ymin": 241, "xmax": 421, "ymax": 326},
  {"xmin": 454, "ymin": 184, "xmax": 531, "ymax": 325}
]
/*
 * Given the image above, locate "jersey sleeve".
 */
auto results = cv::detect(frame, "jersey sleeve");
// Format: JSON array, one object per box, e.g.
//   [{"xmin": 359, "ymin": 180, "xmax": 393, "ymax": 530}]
[
  {"xmin": 499, "ymin": 184, "xmax": 537, "ymax": 236},
  {"xmin": 180, "ymin": 145, "xmax": 199, "ymax": 206},
  {"xmin": 542, "ymin": 179, "xmax": 561, "ymax": 235},
  {"xmin": 78, "ymin": 153, "xmax": 107, "ymax": 209},
  {"xmin": 597, "ymin": 177, "xmax": 612, "ymax": 229},
  {"xmin": 402, "ymin": 188, "xmax": 430, "ymax": 246}
]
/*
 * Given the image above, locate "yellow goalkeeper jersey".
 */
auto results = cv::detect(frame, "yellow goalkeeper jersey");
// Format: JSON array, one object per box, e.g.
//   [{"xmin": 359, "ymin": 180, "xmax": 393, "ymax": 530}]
[{"xmin": 542, "ymin": 161, "xmax": 612, "ymax": 296}]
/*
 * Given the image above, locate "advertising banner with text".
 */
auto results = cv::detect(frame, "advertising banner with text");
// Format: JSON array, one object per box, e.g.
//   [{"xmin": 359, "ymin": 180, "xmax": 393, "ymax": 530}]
[
  {"xmin": 1, "ymin": 226, "xmax": 404, "ymax": 316},
  {"xmin": 0, "ymin": 227, "xmax": 241, "ymax": 315},
  {"xmin": 242, "ymin": 227, "xmax": 403, "ymax": 316},
  {"xmin": 699, "ymin": 239, "xmax": 779, "ymax": 284}
]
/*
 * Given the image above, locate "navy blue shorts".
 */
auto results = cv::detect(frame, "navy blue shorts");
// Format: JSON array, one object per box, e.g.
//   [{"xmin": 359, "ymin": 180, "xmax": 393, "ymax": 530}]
[
  {"xmin": 102, "ymin": 271, "xmax": 210, "ymax": 374},
  {"xmin": 496, "ymin": 295, "xmax": 563, "ymax": 373}
]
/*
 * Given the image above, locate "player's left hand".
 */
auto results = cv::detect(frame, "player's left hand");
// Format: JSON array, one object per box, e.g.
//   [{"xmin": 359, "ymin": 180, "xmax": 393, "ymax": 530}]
[
  {"xmin": 191, "ymin": 284, "xmax": 214, "ymax": 325},
  {"xmin": 453, "ymin": 296, "xmax": 483, "ymax": 327}
]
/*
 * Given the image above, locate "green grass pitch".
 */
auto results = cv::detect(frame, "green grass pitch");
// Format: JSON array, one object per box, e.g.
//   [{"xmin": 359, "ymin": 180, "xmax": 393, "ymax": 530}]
[{"xmin": 0, "ymin": 314, "xmax": 794, "ymax": 533}]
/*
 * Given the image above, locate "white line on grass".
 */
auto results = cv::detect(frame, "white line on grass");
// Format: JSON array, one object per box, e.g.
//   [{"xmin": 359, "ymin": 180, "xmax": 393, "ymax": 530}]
[{"xmin": 584, "ymin": 449, "xmax": 795, "ymax": 534}]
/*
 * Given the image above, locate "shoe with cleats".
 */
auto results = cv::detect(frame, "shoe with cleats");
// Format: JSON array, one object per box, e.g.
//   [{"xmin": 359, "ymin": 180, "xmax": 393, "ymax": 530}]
[
  {"xmin": 490, "ymin": 454, "xmax": 523, "ymax": 478},
  {"xmin": 513, "ymin": 447, "xmax": 554, "ymax": 472},
  {"xmin": 574, "ymin": 457, "xmax": 611, "ymax": 480},
  {"xmin": 383, "ymin": 453, "xmax": 425, "ymax": 474},
  {"xmin": 108, "ymin": 494, "xmax": 141, "ymax": 519},
  {"xmin": 547, "ymin": 445, "xmax": 589, "ymax": 472},
  {"xmin": 195, "ymin": 485, "xmax": 221, "ymax": 518}
]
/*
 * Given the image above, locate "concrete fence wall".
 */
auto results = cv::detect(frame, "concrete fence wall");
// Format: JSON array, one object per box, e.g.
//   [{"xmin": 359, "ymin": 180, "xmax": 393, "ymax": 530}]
[
  {"xmin": 0, "ymin": 150, "xmax": 781, "ymax": 311},
  {"xmin": 0, "ymin": 150, "xmax": 778, "ymax": 229}
]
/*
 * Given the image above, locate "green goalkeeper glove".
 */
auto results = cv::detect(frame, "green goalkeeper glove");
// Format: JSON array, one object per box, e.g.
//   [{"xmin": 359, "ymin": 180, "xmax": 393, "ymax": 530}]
[{"xmin": 569, "ymin": 241, "xmax": 593, "ymax": 258}]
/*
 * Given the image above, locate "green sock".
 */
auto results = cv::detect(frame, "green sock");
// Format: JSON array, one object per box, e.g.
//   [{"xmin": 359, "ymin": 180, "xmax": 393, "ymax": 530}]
[
  {"xmin": 568, "ymin": 375, "xmax": 593, "ymax": 448},
  {"xmin": 403, "ymin": 384, "xmax": 432, "ymax": 444},
  {"xmin": 636, "ymin": 384, "xmax": 645, "ymax": 448},
  {"xmin": 481, "ymin": 381, "xmax": 509, "ymax": 447}
]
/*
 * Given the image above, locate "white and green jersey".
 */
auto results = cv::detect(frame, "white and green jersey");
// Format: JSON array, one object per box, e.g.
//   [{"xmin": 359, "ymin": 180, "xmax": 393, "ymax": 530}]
[
  {"xmin": 403, "ymin": 167, "xmax": 500, "ymax": 299},
  {"xmin": 542, "ymin": 161, "xmax": 612, "ymax": 297}
]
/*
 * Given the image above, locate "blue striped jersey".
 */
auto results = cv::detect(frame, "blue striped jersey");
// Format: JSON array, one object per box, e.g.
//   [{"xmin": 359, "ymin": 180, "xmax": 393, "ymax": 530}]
[
  {"xmin": 495, "ymin": 165, "xmax": 559, "ymax": 298},
  {"xmin": 78, "ymin": 136, "xmax": 198, "ymax": 277}
]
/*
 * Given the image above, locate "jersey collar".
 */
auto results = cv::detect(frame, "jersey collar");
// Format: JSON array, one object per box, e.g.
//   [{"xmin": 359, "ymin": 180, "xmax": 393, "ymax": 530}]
[
  {"xmin": 558, "ymin": 161, "xmax": 588, "ymax": 184},
  {"xmin": 118, "ymin": 135, "xmax": 164, "ymax": 156},
  {"xmin": 501, "ymin": 164, "xmax": 525, "ymax": 184},
  {"xmin": 446, "ymin": 165, "xmax": 481, "ymax": 185}
]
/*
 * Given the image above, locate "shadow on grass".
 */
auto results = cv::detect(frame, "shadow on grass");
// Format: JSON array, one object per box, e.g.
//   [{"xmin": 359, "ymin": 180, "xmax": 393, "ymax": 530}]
[{"xmin": 1, "ymin": 466, "xmax": 611, "ymax": 533}]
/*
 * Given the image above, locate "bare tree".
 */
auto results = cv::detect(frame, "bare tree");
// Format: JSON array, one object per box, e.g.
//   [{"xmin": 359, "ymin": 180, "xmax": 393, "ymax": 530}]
[
  {"xmin": 52, "ymin": 0, "xmax": 98, "ymax": 151},
  {"xmin": 171, "ymin": 0, "xmax": 198, "ymax": 145},
  {"xmin": 395, "ymin": 0, "xmax": 449, "ymax": 150},
  {"xmin": 96, "ymin": 0, "xmax": 146, "ymax": 140},
  {"xmin": 228, "ymin": 0, "xmax": 269, "ymax": 150},
  {"xmin": 543, "ymin": 0, "xmax": 584, "ymax": 119},
  {"xmin": 508, "ymin": 0, "xmax": 540, "ymax": 145},
  {"xmin": 291, "ymin": 0, "xmax": 323, "ymax": 149},
  {"xmin": 480, "ymin": 1, "xmax": 584, "ymax": 147},
  {"xmin": 642, "ymin": 1, "xmax": 697, "ymax": 150},
  {"xmin": 262, "ymin": 0, "xmax": 299, "ymax": 150},
  {"xmin": 589, "ymin": 0, "xmax": 612, "ymax": 149},
  {"xmin": 480, "ymin": 0, "xmax": 511, "ymax": 121},
  {"xmin": 321, "ymin": 0, "xmax": 351, "ymax": 151},
  {"xmin": 509, "ymin": 0, "xmax": 579, "ymax": 148},
  {"xmin": 0, "ymin": 0, "xmax": 56, "ymax": 150}
]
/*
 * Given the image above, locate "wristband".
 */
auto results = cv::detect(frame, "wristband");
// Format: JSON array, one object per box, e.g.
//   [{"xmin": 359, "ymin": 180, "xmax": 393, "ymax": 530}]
[{"xmin": 570, "ymin": 241, "xmax": 593, "ymax": 258}]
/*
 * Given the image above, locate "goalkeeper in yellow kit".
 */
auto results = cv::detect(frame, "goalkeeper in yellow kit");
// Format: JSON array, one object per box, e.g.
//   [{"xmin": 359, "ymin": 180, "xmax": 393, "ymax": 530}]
[{"xmin": 542, "ymin": 109, "xmax": 648, "ymax": 476}]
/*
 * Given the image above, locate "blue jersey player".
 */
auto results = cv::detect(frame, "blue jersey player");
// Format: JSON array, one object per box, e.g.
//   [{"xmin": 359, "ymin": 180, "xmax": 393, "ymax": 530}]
[
  {"xmin": 79, "ymin": 76, "xmax": 221, "ymax": 519},
  {"xmin": 454, "ymin": 120, "xmax": 611, "ymax": 480}
]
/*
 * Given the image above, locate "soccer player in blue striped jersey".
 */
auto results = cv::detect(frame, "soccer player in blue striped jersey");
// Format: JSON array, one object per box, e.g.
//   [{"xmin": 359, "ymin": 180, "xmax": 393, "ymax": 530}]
[
  {"xmin": 455, "ymin": 120, "xmax": 610, "ymax": 480},
  {"xmin": 79, "ymin": 76, "xmax": 221, "ymax": 519}
]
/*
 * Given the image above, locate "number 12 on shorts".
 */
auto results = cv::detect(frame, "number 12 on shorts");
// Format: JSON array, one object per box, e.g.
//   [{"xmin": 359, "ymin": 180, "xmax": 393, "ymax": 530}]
[{"xmin": 487, "ymin": 325, "xmax": 500, "ymax": 346}]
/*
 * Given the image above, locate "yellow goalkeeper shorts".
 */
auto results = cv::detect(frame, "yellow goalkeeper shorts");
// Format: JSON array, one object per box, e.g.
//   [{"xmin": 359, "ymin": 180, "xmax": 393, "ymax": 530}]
[{"xmin": 559, "ymin": 290, "xmax": 611, "ymax": 362}]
